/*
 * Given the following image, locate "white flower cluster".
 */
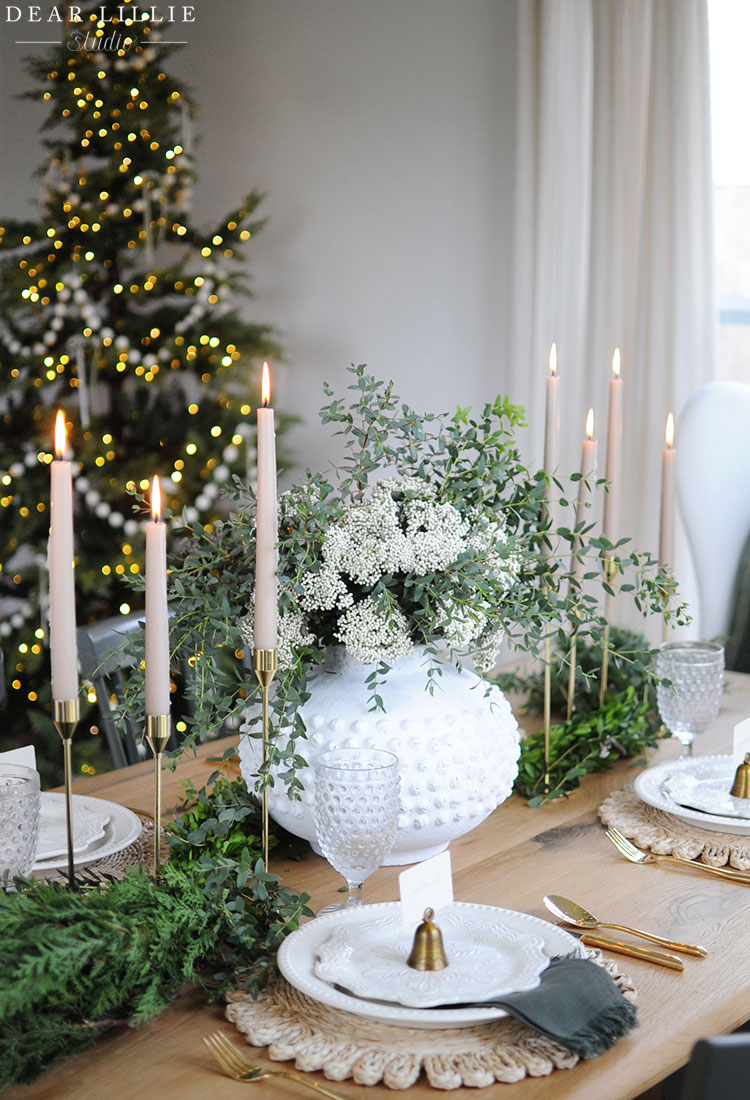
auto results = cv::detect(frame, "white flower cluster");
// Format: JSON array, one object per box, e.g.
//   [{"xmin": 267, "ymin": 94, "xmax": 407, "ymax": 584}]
[
  {"xmin": 468, "ymin": 515, "xmax": 519, "ymax": 581},
  {"xmin": 334, "ymin": 595, "xmax": 414, "ymax": 665},
  {"xmin": 311, "ymin": 478, "xmax": 469, "ymax": 589},
  {"xmin": 239, "ymin": 608, "xmax": 314, "ymax": 670},
  {"xmin": 435, "ymin": 598, "xmax": 489, "ymax": 650},
  {"xmin": 250, "ymin": 477, "xmax": 522, "ymax": 670},
  {"xmin": 472, "ymin": 624, "xmax": 508, "ymax": 673}
]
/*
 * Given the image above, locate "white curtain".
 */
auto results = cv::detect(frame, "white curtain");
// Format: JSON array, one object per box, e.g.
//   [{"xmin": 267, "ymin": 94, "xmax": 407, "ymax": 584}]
[{"xmin": 507, "ymin": 0, "xmax": 713, "ymax": 622}]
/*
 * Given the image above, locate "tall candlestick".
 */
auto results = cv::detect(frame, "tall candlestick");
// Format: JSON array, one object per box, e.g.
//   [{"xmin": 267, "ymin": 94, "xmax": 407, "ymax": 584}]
[
  {"xmin": 659, "ymin": 412, "xmax": 675, "ymax": 570},
  {"xmin": 254, "ymin": 361, "xmax": 278, "ymax": 650},
  {"xmin": 541, "ymin": 344, "xmax": 559, "ymax": 792},
  {"xmin": 566, "ymin": 409, "xmax": 598, "ymax": 720},
  {"xmin": 145, "ymin": 475, "xmax": 170, "ymax": 716},
  {"xmin": 544, "ymin": 342, "xmax": 560, "ymax": 479},
  {"xmin": 570, "ymin": 409, "xmax": 598, "ymax": 579},
  {"xmin": 603, "ymin": 349, "xmax": 623, "ymax": 546},
  {"xmin": 542, "ymin": 342, "xmax": 560, "ymax": 543},
  {"xmin": 49, "ymin": 411, "xmax": 78, "ymax": 701}
]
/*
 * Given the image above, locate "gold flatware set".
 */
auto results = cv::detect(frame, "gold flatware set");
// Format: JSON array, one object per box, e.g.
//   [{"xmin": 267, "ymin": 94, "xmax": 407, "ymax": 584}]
[
  {"xmin": 203, "ymin": 1030, "xmax": 353, "ymax": 1098},
  {"xmin": 203, "ymin": 822, "xmax": 744, "ymax": 1087},
  {"xmin": 605, "ymin": 826, "xmax": 750, "ymax": 883}
]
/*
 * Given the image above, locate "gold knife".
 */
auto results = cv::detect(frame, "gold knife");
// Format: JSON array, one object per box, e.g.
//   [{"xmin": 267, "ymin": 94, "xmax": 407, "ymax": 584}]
[{"xmin": 573, "ymin": 931, "xmax": 685, "ymax": 971}]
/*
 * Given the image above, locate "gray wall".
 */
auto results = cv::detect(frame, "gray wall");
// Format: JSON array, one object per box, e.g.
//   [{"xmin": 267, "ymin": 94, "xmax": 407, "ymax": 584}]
[{"xmin": 0, "ymin": 0, "xmax": 519, "ymax": 475}]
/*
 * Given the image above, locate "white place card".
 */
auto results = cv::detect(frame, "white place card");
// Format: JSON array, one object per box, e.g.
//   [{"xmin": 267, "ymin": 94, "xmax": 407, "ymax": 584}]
[
  {"xmin": 398, "ymin": 850, "xmax": 454, "ymax": 927},
  {"xmin": 0, "ymin": 744, "xmax": 36, "ymax": 768},
  {"xmin": 733, "ymin": 717, "xmax": 750, "ymax": 769}
]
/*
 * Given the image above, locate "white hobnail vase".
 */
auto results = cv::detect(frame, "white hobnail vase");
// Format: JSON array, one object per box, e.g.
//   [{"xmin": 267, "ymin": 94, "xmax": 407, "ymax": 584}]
[{"xmin": 238, "ymin": 645, "xmax": 520, "ymax": 865}]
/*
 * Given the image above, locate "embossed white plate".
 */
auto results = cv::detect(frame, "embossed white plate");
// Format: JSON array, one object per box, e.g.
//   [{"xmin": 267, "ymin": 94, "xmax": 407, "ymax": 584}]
[
  {"xmin": 36, "ymin": 793, "xmax": 111, "ymax": 859},
  {"xmin": 634, "ymin": 755, "xmax": 750, "ymax": 835},
  {"xmin": 278, "ymin": 902, "xmax": 584, "ymax": 1029},
  {"xmin": 314, "ymin": 909, "xmax": 548, "ymax": 1007},
  {"xmin": 33, "ymin": 796, "xmax": 142, "ymax": 873}
]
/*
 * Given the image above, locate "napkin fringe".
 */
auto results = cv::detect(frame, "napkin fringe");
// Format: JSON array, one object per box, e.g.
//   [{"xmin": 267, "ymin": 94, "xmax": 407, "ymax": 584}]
[{"xmin": 560, "ymin": 998, "xmax": 639, "ymax": 1058}]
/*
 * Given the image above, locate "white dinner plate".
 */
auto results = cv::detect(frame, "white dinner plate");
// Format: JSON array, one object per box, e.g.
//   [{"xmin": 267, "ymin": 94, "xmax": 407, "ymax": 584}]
[
  {"xmin": 314, "ymin": 908, "xmax": 548, "ymax": 1007},
  {"xmin": 277, "ymin": 901, "xmax": 584, "ymax": 1029},
  {"xmin": 634, "ymin": 755, "xmax": 750, "ymax": 835},
  {"xmin": 36, "ymin": 793, "xmax": 110, "ymax": 859},
  {"xmin": 33, "ymin": 795, "xmax": 143, "ymax": 873}
]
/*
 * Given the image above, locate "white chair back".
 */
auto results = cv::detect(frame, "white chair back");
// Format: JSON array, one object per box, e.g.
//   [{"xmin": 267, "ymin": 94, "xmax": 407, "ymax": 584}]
[{"xmin": 676, "ymin": 380, "xmax": 750, "ymax": 640}]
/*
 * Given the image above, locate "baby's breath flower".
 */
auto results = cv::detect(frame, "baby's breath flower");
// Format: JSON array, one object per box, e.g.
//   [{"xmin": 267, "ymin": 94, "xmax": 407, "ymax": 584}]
[
  {"xmin": 300, "ymin": 565, "xmax": 353, "ymax": 612},
  {"xmin": 239, "ymin": 608, "xmax": 314, "ymax": 670},
  {"xmin": 472, "ymin": 624, "xmax": 507, "ymax": 673},
  {"xmin": 435, "ymin": 598, "xmax": 488, "ymax": 648},
  {"xmin": 335, "ymin": 595, "xmax": 413, "ymax": 664}
]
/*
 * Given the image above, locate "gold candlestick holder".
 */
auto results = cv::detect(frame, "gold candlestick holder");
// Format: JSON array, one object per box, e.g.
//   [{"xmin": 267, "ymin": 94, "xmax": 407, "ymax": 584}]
[
  {"xmin": 53, "ymin": 697, "xmax": 80, "ymax": 889},
  {"xmin": 543, "ymin": 627, "xmax": 552, "ymax": 792},
  {"xmin": 254, "ymin": 648, "xmax": 278, "ymax": 869},
  {"xmin": 567, "ymin": 632, "xmax": 577, "ymax": 722},
  {"xmin": 145, "ymin": 714, "xmax": 170, "ymax": 876},
  {"xmin": 599, "ymin": 555, "xmax": 618, "ymax": 705}
]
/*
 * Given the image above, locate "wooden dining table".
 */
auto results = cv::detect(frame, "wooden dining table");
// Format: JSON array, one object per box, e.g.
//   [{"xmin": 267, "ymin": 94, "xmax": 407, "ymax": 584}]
[{"xmin": 7, "ymin": 672, "xmax": 750, "ymax": 1100}]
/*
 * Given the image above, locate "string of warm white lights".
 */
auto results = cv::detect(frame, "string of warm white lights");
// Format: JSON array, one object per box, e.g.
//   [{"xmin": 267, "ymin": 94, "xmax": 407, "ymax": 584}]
[{"xmin": 0, "ymin": 3, "xmax": 277, "ymax": 753}]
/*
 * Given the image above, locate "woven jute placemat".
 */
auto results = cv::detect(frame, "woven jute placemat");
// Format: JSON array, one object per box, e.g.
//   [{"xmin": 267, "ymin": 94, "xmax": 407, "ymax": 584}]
[
  {"xmin": 225, "ymin": 949, "xmax": 636, "ymax": 1091},
  {"xmin": 599, "ymin": 787, "xmax": 750, "ymax": 870}
]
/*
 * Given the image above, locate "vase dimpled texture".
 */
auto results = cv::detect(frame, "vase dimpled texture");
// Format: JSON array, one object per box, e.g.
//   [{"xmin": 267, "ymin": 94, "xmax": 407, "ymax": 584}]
[
  {"xmin": 0, "ymin": 763, "xmax": 41, "ymax": 880},
  {"xmin": 239, "ymin": 646, "xmax": 520, "ymax": 864},
  {"xmin": 656, "ymin": 641, "xmax": 725, "ymax": 754}
]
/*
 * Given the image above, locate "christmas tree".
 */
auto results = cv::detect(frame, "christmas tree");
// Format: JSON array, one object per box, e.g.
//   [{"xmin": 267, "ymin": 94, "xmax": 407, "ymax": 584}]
[{"xmin": 0, "ymin": 3, "xmax": 279, "ymax": 781}]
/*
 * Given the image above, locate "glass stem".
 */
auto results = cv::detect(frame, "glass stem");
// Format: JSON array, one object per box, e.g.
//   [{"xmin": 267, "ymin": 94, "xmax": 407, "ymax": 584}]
[{"xmin": 345, "ymin": 880, "xmax": 365, "ymax": 906}]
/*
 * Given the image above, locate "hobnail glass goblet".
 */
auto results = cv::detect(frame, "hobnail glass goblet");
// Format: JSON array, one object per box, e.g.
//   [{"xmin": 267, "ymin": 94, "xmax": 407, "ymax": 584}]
[
  {"xmin": 313, "ymin": 747, "xmax": 400, "ymax": 912},
  {"xmin": 0, "ymin": 763, "xmax": 41, "ymax": 883},
  {"xmin": 655, "ymin": 641, "xmax": 725, "ymax": 755}
]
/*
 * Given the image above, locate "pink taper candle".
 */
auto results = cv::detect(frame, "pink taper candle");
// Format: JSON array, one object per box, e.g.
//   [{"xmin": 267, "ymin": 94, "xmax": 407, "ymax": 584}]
[
  {"xmin": 254, "ymin": 362, "xmax": 278, "ymax": 650},
  {"xmin": 543, "ymin": 343, "xmax": 560, "ymax": 535},
  {"xmin": 659, "ymin": 412, "xmax": 675, "ymax": 570},
  {"xmin": 145, "ymin": 475, "xmax": 171, "ymax": 716},
  {"xmin": 544, "ymin": 343, "xmax": 560, "ymax": 478},
  {"xmin": 570, "ymin": 409, "xmax": 598, "ymax": 579},
  {"xmin": 48, "ymin": 411, "xmax": 78, "ymax": 700},
  {"xmin": 603, "ymin": 349, "xmax": 623, "ymax": 546}
]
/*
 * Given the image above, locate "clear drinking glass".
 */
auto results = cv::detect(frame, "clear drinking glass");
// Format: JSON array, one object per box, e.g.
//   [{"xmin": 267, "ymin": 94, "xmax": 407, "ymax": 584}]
[
  {"xmin": 313, "ymin": 747, "xmax": 400, "ymax": 912},
  {"xmin": 0, "ymin": 763, "xmax": 41, "ymax": 882},
  {"xmin": 655, "ymin": 641, "xmax": 725, "ymax": 755}
]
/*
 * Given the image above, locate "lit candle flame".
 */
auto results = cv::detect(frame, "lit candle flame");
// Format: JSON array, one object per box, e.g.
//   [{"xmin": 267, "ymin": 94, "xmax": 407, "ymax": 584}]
[
  {"xmin": 585, "ymin": 408, "xmax": 595, "ymax": 439},
  {"xmin": 54, "ymin": 410, "xmax": 66, "ymax": 459},
  {"xmin": 611, "ymin": 348, "xmax": 621, "ymax": 378},
  {"xmin": 548, "ymin": 342, "xmax": 558, "ymax": 376},
  {"xmin": 151, "ymin": 474, "xmax": 161, "ymax": 521},
  {"xmin": 665, "ymin": 411, "xmax": 674, "ymax": 448},
  {"xmin": 261, "ymin": 361, "xmax": 271, "ymax": 407}
]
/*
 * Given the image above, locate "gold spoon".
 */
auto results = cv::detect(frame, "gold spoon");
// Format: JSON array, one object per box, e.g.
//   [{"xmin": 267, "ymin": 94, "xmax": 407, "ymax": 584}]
[{"xmin": 543, "ymin": 894, "xmax": 708, "ymax": 957}]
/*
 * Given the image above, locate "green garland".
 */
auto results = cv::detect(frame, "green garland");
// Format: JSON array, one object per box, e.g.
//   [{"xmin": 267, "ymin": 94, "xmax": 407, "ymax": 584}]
[
  {"xmin": 492, "ymin": 627, "xmax": 668, "ymax": 805},
  {"xmin": 513, "ymin": 686, "xmax": 666, "ymax": 806},
  {"xmin": 0, "ymin": 774, "xmax": 311, "ymax": 1090},
  {"xmin": 495, "ymin": 625, "xmax": 658, "ymax": 716}
]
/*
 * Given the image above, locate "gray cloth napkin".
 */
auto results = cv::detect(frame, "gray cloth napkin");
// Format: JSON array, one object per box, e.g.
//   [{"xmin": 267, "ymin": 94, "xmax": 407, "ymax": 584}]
[{"xmin": 445, "ymin": 956, "xmax": 638, "ymax": 1058}]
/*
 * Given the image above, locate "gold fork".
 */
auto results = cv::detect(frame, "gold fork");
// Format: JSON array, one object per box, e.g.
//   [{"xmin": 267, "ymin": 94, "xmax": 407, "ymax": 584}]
[
  {"xmin": 606, "ymin": 827, "xmax": 750, "ymax": 884},
  {"xmin": 203, "ymin": 1031, "xmax": 353, "ymax": 1099}
]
